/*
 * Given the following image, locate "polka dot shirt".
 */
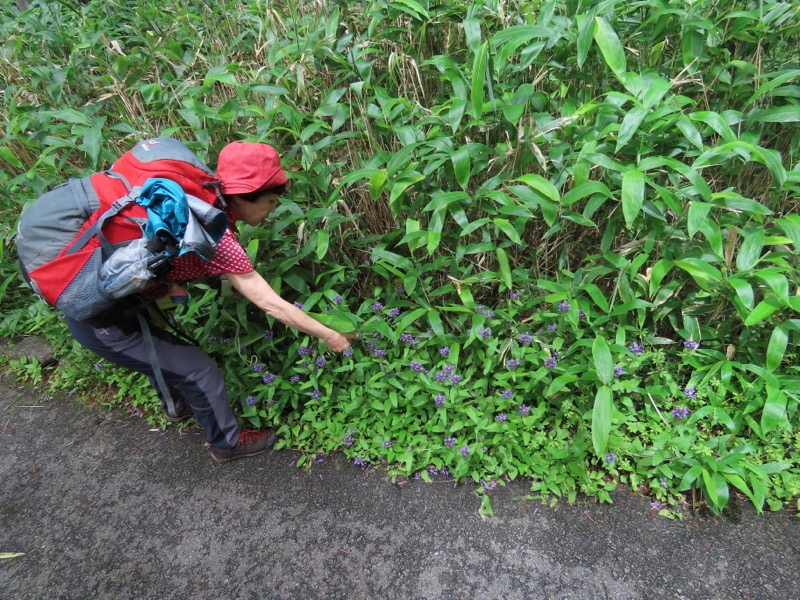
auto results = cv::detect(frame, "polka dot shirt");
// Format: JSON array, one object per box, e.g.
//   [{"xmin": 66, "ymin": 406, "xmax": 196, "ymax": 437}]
[{"xmin": 169, "ymin": 228, "xmax": 254, "ymax": 282}]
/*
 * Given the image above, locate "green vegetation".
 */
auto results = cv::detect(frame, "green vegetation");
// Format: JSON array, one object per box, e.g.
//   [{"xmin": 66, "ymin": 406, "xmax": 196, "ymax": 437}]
[{"xmin": 2, "ymin": 0, "xmax": 799, "ymax": 517}]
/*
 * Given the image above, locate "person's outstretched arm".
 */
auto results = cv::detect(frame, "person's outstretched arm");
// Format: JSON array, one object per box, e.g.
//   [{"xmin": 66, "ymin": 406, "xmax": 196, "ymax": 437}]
[{"xmin": 224, "ymin": 270, "xmax": 356, "ymax": 352}]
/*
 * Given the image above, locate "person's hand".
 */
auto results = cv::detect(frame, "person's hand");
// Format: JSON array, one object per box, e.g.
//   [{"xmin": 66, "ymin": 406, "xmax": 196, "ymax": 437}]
[{"xmin": 326, "ymin": 331, "xmax": 358, "ymax": 353}]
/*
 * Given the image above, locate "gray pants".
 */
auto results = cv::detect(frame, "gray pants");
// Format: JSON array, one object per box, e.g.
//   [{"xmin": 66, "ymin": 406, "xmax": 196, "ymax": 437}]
[{"xmin": 66, "ymin": 315, "xmax": 240, "ymax": 449}]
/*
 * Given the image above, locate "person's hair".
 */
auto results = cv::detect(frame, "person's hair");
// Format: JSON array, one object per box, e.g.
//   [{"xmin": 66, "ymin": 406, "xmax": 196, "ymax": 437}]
[{"xmin": 229, "ymin": 183, "xmax": 287, "ymax": 203}]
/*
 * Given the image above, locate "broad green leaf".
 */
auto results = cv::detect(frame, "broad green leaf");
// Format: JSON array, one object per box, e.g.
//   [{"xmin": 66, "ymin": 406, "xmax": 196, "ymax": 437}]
[
  {"xmin": 766, "ymin": 326, "xmax": 788, "ymax": 372},
  {"xmin": 736, "ymin": 229, "xmax": 765, "ymax": 272},
  {"xmin": 690, "ymin": 111, "xmax": 737, "ymax": 143},
  {"xmin": 761, "ymin": 387, "xmax": 789, "ymax": 434},
  {"xmin": 591, "ymin": 386, "xmax": 613, "ymax": 456},
  {"xmin": 687, "ymin": 202, "xmax": 711, "ymax": 238},
  {"xmin": 390, "ymin": 0, "xmax": 429, "ymax": 21},
  {"xmin": 727, "ymin": 277, "xmax": 755, "ymax": 311},
  {"xmin": 495, "ymin": 247, "xmax": 512, "ymax": 290},
  {"xmin": 616, "ymin": 107, "xmax": 648, "ymax": 151},
  {"xmin": 752, "ymin": 105, "xmax": 800, "ymax": 123},
  {"xmin": 471, "ymin": 41, "xmax": 489, "ymax": 120},
  {"xmin": 395, "ymin": 308, "xmax": 428, "ymax": 334},
  {"xmin": 427, "ymin": 310, "xmax": 445, "ymax": 337},
  {"xmin": 515, "ymin": 174, "xmax": 560, "ymax": 203},
  {"xmin": 546, "ymin": 374, "xmax": 578, "ymax": 397},
  {"xmin": 648, "ymin": 259, "xmax": 673, "ymax": 296},
  {"xmin": 682, "ymin": 29, "xmax": 704, "ymax": 72},
  {"xmin": 676, "ymin": 116, "xmax": 704, "ymax": 149},
  {"xmin": 562, "ymin": 181, "xmax": 612, "ymax": 207},
  {"xmin": 582, "ymin": 283, "xmax": 610, "ymax": 313},
  {"xmin": 592, "ymin": 336, "xmax": 613, "ymax": 385},
  {"xmin": 576, "ymin": 12, "xmax": 596, "ymax": 68},
  {"xmin": 307, "ymin": 311, "xmax": 360, "ymax": 333},
  {"xmin": 0, "ymin": 146, "xmax": 24, "ymax": 169},
  {"xmin": 744, "ymin": 298, "xmax": 781, "ymax": 326},
  {"xmin": 593, "ymin": 17, "xmax": 625, "ymax": 77},
  {"xmin": 316, "ymin": 230, "xmax": 330, "ymax": 260},
  {"xmin": 674, "ymin": 259, "xmax": 722, "ymax": 291},
  {"xmin": 621, "ymin": 170, "xmax": 645, "ymax": 229},
  {"xmin": 754, "ymin": 270, "xmax": 789, "ymax": 298},
  {"xmin": 746, "ymin": 69, "xmax": 800, "ymax": 106},
  {"xmin": 452, "ymin": 146, "xmax": 471, "ymax": 190},
  {"xmin": 494, "ymin": 218, "xmax": 522, "ymax": 245}
]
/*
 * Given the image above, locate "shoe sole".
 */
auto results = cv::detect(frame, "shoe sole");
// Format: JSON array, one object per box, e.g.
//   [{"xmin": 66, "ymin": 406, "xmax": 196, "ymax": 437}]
[{"xmin": 210, "ymin": 431, "xmax": 277, "ymax": 464}]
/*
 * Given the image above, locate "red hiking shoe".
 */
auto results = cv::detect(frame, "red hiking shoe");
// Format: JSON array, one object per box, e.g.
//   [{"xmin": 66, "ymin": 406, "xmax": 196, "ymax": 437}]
[{"xmin": 209, "ymin": 429, "xmax": 277, "ymax": 463}]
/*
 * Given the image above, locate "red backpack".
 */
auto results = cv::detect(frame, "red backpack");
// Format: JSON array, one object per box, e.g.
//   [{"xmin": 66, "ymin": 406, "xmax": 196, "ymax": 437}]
[{"xmin": 16, "ymin": 138, "xmax": 225, "ymax": 321}]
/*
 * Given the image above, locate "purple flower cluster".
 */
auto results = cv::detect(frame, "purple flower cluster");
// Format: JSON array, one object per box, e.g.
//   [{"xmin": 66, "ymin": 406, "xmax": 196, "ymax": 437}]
[
  {"xmin": 501, "ymin": 388, "xmax": 513, "ymax": 399},
  {"xmin": 263, "ymin": 330, "xmax": 274, "ymax": 340},
  {"xmin": 373, "ymin": 348, "xmax": 387, "ymax": 358},
  {"xmin": 434, "ymin": 394, "xmax": 446, "ymax": 407},
  {"xmin": 479, "ymin": 327, "xmax": 492, "ymax": 339},
  {"xmin": 400, "ymin": 333, "xmax": 419, "ymax": 344},
  {"xmin": 444, "ymin": 437, "xmax": 456, "ymax": 447},
  {"xmin": 604, "ymin": 452, "xmax": 616, "ymax": 463},
  {"xmin": 343, "ymin": 348, "xmax": 353, "ymax": 357},
  {"xmin": 333, "ymin": 295, "xmax": 343, "ymax": 305},
  {"xmin": 460, "ymin": 445, "xmax": 470, "ymax": 457},
  {"xmin": 410, "ymin": 360, "xmax": 423, "ymax": 372},
  {"xmin": 547, "ymin": 323, "xmax": 558, "ymax": 332},
  {"xmin": 684, "ymin": 387, "xmax": 697, "ymax": 399},
  {"xmin": 558, "ymin": 300, "xmax": 571, "ymax": 312},
  {"xmin": 94, "ymin": 363, "xmax": 105, "ymax": 371},
  {"xmin": 509, "ymin": 290, "xmax": 523, "ymax": 300},
  {"xmin": 372, "ymin": 301, "xmax": 383, "ymax": 312},
  {"xmin": 262, "ymin": 373, "xmax": 275, "ymax": 384},
  {"xmin": 293, "ymin": 302, "xmax": 303, "ymax": 310},
  {"xmin": 289, "ymin": 374, "xmax": 301, "ymax": 383},
  {"xmin": 353, "ymin": 457, "xmax": 366, "ymax": 467},
  {"xmin": 389, "ymin": 307, "xmax": 401, "ymax": 318},
  {"xmin": 253, "ymin": 363, "xmax": 265, "ymax": 373},
  {"xmin": 671, "ymin": 406, "xmax": 690, "ymax": 419},
  {"xmin": 439, "ymin": 346, "xmax": 450, "ymax": 357},
  {"xmin": 660, "ymin": 477, "xmax": 669, "ymax": 489},
  {"xmin": 311, "ymin": 390, "xmax": 322, "ymax": 400},
  {"xmin": 506, "ymin": 358, "xmax": 520, "ymax": 371},
  {"xmin": 628, "ymin": 341, "xmax": 643, "ymax": 356},
  {"xmin": 246, "ymin": 395, "xmax": 257, "ymax": 406},
  {"xmin": 544, "ymin": 356, "xmax": 557, "ymax": 370},
  {"xmin": 517, "ymin": 332, "xmax": 533, "ymax": 345},
  {"xmin": 683, "ymin": 340, "xmax": 699, "ymax": 350},
  {"xmin": 343, "ymin": 433, "xmax": 354, "ymax": 448},
  {"xmin": 298, "ymin": 345, "xmax": 311, "ymax": 356},
  {"xmin": 316, "ymin": 357, "xmax": 327, "ymax": 369},
  {"xmin": 496, "ymin": 413, "xmax": 507, "ymax": 422},
  {"xmin": 476, "ymin": 305, "xmax": 495, "ymax": 319},
  {"xmin": 382, "ymin": 439, "xmax": 392, "ymax": 449},
  {"xmin": 614, "ymin": 363, "xmax": 624, "ymax": 377},
  {"xmin": 519, "ymin": 404, "xmax": 530, "ymax": 416}
]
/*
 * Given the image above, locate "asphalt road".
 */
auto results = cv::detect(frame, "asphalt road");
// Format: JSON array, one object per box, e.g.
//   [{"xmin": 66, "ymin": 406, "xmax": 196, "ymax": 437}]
[{"xmin": 2, "ymin": 376, "xmax": 799, "ymax": 599}]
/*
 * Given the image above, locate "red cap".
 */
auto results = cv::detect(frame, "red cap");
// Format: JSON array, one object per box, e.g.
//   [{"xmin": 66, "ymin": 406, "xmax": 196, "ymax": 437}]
[{"xmin": 217, "ymin": 142, "xmax": 288, "ymax": 195}]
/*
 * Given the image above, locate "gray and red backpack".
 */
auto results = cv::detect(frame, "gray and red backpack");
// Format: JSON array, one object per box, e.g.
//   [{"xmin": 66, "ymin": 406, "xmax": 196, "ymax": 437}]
[{"xmin": 16, "ymin": 137, "xmax": 227, "ymax": 321}]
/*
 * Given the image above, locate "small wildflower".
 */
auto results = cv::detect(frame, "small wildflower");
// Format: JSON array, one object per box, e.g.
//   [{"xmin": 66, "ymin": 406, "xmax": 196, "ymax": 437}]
[
  {"xmin": 434, "ymin": 393, "xmax": 446, "ymax": 407},
  {"xmin": 460, "ymin": 445, "xmax": 470, "ymax": 457},
  {"xmin": 263, "ymin": 330, "xmax": 274, "ymax": 340},
  {"xmin": 253, "ymin": 363, "xmax": 265, "ymax": 373},
  {"xmin": 519, "ymin": 404, "xmax": 530, "ymax": 416},
  {"xmin": 389, "ymin": 307, "xmax": 401, "ymax": 318},
  {"xmin": 442, "ymin": 364, "xmax": 455, "ymax": 374},
  {"xmin": 579, "ymin": 310, "xmax": 586, "ymax": 320},
  {"xmin": 684, "ymin": 387, "xmax": 697, "ymax": 399},
  {"xmin": 650, "ymin": 500, "xmax": 664, "ymax": 511},
  {"xmin": 219, "ymin": 337, "xmax": 231, "ymax": 345},
  {"xmin": 614, "ymin": 364, "xmax": 624, "ymax": 377},
  {"xmin": 246, "ymin": 395, "xmax": 257, "ymax": 406},
  {"xmin": 364, "ymin": 259, "xmax": 371, "ymax": 266},
  {"xmin": 439, "ymin": 346, "xmax": 450, "ymax": 357},
  {"xmin": 660, "ymin": 477, "xmax": 669, "ymax": 489},
  {"xmin": 509, "ymin": 290, "xmax": 523, "ymax": 300},
  {"xmin": 544, "ymin": 356, "xmax": 557, "ymax": 370},
  {"xmin": 343, "ymin": 434, "xmax": 354, "ymax": 448},
  {"xmin": 479, "ymin": 327, "xmax": 492, "ymax": 339},
  {"xmin": 517, "ymin": 332, "xmax": 532, "ymax": 345},
  {"xmin": 444, "ymin": 437, "xmax": 456, "ymax": 447},
  {"xmin": 496, "ymin": 413, "xmax": 507, "ymax": 422},
  {"xmin": 372, "ymin": 301, "xmax": 383, "ymax": 312},
  {"xmin": 353, "ymin": 457, "xmax": 365, "ymax": 467},
  {"xmin": 435, "ymin": 371, "xmax": 448, "ymax": 382},
  {"xmin": 400, "ymin": 333, "xmax": 415, "ymax": 343},
  {"xmin": 671, "ymin": 406, "xmax": 690, "ymax": 419},
  {"xmin": 261, "ymin": 373, "xmax": 275, "ymax": 384},
  {"xmin": 450, "ymin": 373, "xmax": 462, "ymax": 384},
  {"xmin": 558, "ymin": 300, "xmax": 571, "ymax": 312},
  {"xmin": 410, "ymin": 360, "xmax": 423, "ymax": 372},
  {"xmin": 501, "ymin": 388, "xmax": 513, "ymax": 400},
  {"xmin": 343, "ymin": 347, "xmax": 353, "ymax": 357},
  {"xmin": 382, "ymin": 439, "xmax": 392, "ymax": 449},
  {"xmin": 311, "ymin": 390, "xmax": 322, "ymax": 400},
  {"xmin": 93, "ymin": 363, "xmax": 105, "ymax": 371},
  {"xmin": 293, "ymin": 302, "xmax": 303, "ymax": 309},
  {"xmin": 506, "ymin": 358, "xmax": 520, "ymax": 371},
  {"xmin": 333, "ymin": 295, "xmax": 343, "ymax": 305},
  {"xmin": 298, "ymin": 346, "xmax": 311, "ymax": 356},
  {"xmin": 315, "ymin": 357, "xmax": 327, "ymax": 369},
  {"xmin": 373, "ymin": 348, "xmax": 387, "ymax": 358},
  {"xmin": 289, "ymin": 374, "xmax": 301, "ymax": 383},
  {"xmin": 547, "ymin": 323, "xmax": 558, "ymax": 332},
  {"xmin": 628, "ymin": 341, "xmax": 643, "ymax": 356},
  {"xmin": 683, "ymin": 340, "xmax": 699, "ymax": 350},
  {"xmin": 604, "ymin": 452, "xmax": 616, "ymax": 463}
]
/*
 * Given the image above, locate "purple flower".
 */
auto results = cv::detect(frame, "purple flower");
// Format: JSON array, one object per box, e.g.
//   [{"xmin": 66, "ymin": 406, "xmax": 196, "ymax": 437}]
[
  {"xmin": 246, "ymin": 395, "xmax": 257, "ymax": 406},
  {"xmin": 671, "ymin": 406, "xmax": 690, "ymax": 419},
  {"xmin": 449, "ymin": 373, "xmax": 462, "ymax": 384},
  {"xmin": 480, "ymin": 327, "xmax": 492, "ymax": 339},
  {"xmin": 289, "ymin": 374, "xmax": 301, "ymax": 383},
  {"xmin": 547, "ymin": 323, "xmax": 558, "ymax": 332},
  {"xmin": 614, "ymin": 363, "xmax": 624, "ymax": 377},
  {"xmin": 410, "ymin": 361, "xmax": 423, "ymax": 372},
  {"xmin": 311, "ymin": 390, "xmax": 322, "ymax": 400},
  {"xmin": 364, "ymin": 259, "xmax": 371, "ymax": 266},
  {"xmin": 517, "ymin": 332, "xmax": 532, "ymax": 345},
  {"xmin": 373, "ymin": 348, "xmax": 387, "ymax": 358},
  {"xmin": 439, "ymin": 346, "xmax": 450, "ymax": 357},
  {"xmin": 263, "ymin": 330, "xmax": 274, "ymax": 340},
  {"xmin": 496, "ymin": 413, "xmax": 507, "ymax": 422},
  {"xmin": 444, "ymin": 437, "xmax": 456, "ymax": 447},
  {"xmin": 343, "ymin": 347, "xmax": 353, "ymax": 357},
  {"xmin": 219, "ymin": 337, "xmax": 231, "ymax": 345},
  {"xmin": 372, "ymin": 301, "xmax": 383, "ymax": 312},
  {"xmin": 460, "ymin": 445, "xmax": 470, "ymax": 457},
  {"xmin": 506, "ymin": 358, "xmax": 520, "ymax": 371},
  {"xmin": 501, "ymin": 388, "xmax": 513, "ymax": 399},
  {"xmin": 298, "ymin": 346, "xmax": 311, "ymax": 356},
  {"xmin": 628, "ymin": 341, "xmax": 643, "ymax": 356},
  {"xmin": 343, "ymin": 434, "xmax": 354, "ymax": 448},
  {"xmin": 650, "ymin": 500, "xmax": 663, "ymax": 511},
  {"xmin": 382, "ymin": 439, "xmax": 392, "ymax": 448},
  {"xmin": 253, "ymin": 363, "xmax": 265, "ymax": 373},
  {"xmin": 604, "ymin": 452, "xmax": 616, "ymax": 463},
  {"xmin": 333, "ymin": 295, "xmax": 343, "ymax": 305},
  {"xmin": 389, "ymin": 307, "xmax": 401, "ymax": 318},
  {"xmin": 519, "ymin": 404, "xmax": 530, "ymax": 416},
  {"xmin": 353, "ymin": 457, "xmax": 365, "ymax": 467},
  {"xmin": 435, "ymin": 371, "xmax": 448, "ymax": 382},
  {"xmin": 400, "ymin": 333, "xmax": 415, "ymax": 343},
  {"xmin": 544, "ymin": 356, "xmax": 557, "ymax": 370},
  {"xmin": 261, "ymin": 373, "xmax": 275, "ymax": 384},
  {"xmin": 683, "ymin": 340, "xmax": 699, "ymax": 350},
  {"xmin": 579, "ymin": 310, "xmax": 586, "ymax": 320},
  {"xmin": 684, "ymin": 387, "xmax": 697, "ymax": 399},
  {"xmin": 293, "ymin": 301, "xmax": 303, "ymax": 309},
  {"xmin": 509, "ymin": 290, "xmax": 523, "ymax": 300},
  {"xmin": 660, "ymin": 477, "xmax": 669, "ymax": 489},
  {"xmin": 434, "ymin": 394, "xmax": 446, "ymax": 407},
  {"xmin": 93, "ymin": 362, "xmax": 105, "ymax": 371},
  {"xmin": 442, "ymin": 364, "xmax": 455, "ymax": 374},
  {"xmin": 316, "ymin": 357, "xmax": 327, "ymax": 369},
  {"xmin": 558, "ymin": 300, "xmax": 571, "ymax": 312}
]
